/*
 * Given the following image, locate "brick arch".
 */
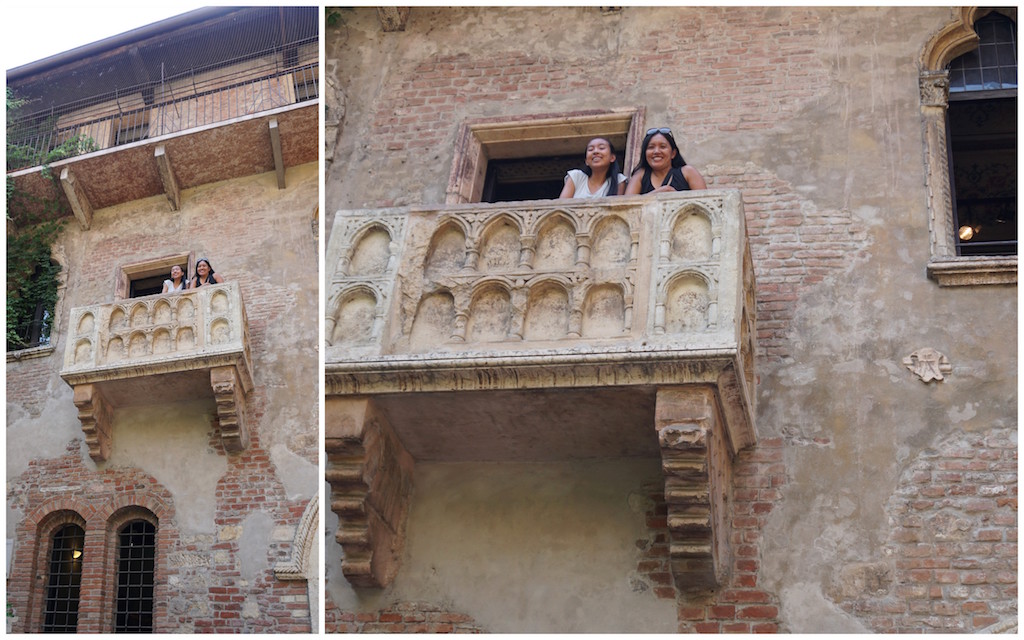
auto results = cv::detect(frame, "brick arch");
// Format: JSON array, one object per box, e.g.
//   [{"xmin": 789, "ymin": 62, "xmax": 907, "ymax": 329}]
[
  {"xmin": 12, "ymin": 507, "xmax": 89, "ymax": 632},
  {"xmin": 90, "ymin": 502, "xmax": 170, "ymax": 633}
]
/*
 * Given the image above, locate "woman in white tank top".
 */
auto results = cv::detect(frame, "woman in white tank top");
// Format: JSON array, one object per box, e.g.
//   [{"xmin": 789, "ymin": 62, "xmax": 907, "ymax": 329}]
[{"xmin": 558, "ymin": 137, "xmax": 627, "ymax": 199}]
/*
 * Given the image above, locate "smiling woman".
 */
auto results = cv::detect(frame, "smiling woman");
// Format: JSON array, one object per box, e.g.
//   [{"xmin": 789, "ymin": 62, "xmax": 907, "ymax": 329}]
[
  {"xmin": 625, "ymin": 127, "xmax": 707, "ymax": 195},
  {"xmin": 558, "ymin": 137, "xmax": 628, "ymax": 199}
]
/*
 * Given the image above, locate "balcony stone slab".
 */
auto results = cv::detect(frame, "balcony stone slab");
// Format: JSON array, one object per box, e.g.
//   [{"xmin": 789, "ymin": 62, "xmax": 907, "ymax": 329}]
[
  {"xmin": 60, "ymin": 282, "xmax": 254, "ymax": 460},
  {"xmin": 325, "ymin": 191, "xmax": 757, "ymax": 590}
]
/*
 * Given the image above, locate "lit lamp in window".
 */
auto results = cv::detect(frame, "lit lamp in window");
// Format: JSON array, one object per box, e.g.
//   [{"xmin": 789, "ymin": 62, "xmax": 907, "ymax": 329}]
[
  {"xmin": 958, "ymin": 225, "xmax": 977, "ymax": 242},
  {"xmin": 72, "ymin": 549, "xmax": 82, "ymax": 559}
]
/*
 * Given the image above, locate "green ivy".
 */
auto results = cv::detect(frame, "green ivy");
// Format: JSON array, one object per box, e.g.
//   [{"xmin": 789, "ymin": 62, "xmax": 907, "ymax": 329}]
[
  {"xmin": 6, "ymin": 88, "xmax": 85, "ymax": 350},
  {"xmin": 7, "ymin": 219, "xmax": 64, "ymax": 350}
]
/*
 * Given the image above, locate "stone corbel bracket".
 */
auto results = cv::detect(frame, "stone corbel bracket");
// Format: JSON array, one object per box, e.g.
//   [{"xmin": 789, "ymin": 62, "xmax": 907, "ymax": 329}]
[
  {"xmin": 325, "ymin": 397, "xmax": 414, "ymax": 588},
  {"xmin": 655, "ymin": 386, "xmax": 732, "ymax": 592}
]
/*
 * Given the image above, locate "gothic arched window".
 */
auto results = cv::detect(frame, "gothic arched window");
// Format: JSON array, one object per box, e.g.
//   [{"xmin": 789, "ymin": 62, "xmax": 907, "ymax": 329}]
[{"xmin": 946, "ymin": 12, "xmax": 1016, "ymax": 256}]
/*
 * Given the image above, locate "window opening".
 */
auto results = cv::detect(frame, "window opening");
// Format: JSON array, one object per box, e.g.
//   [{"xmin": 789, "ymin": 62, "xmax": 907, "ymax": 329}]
[
  {"xmin": 482, "ymin": 155, "xmax": 580, "ymax": 202},
  {"xmin": 129, "ymin": 275, "xmax": 169, "ymax": 298},
  {"xmin": 946, "ymin": 13, "xmax": 1016, "ymax": 257},
  {"xmin": 114, "ymin": 520, "xmax": 156, "ymax": 633},
  {"xmin": 117, "ymin": 253, "xmax": 194, "ymax": 299},
  {"xmin": 9, "ymin": 259, "xmax": 59, "ymax": 350},
  {"xmin": 42, "ymin": 524, "xmax": 85, "ymax": 633}
]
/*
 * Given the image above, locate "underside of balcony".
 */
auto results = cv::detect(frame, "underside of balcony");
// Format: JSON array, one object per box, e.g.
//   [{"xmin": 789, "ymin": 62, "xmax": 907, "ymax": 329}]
[{"xmin": 7, "ymin": 101, "xmax": 317, "ymax": 227}]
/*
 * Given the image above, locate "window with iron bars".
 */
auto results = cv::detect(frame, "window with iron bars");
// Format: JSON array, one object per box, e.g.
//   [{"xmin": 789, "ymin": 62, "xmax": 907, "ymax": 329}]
[
  {"xmin": 114, "ymin": 520, "xmax": 157, "ymax": 633},
  {"xmin": 42, "ymin": 524, "xmax": 85, "ymax": 633}
]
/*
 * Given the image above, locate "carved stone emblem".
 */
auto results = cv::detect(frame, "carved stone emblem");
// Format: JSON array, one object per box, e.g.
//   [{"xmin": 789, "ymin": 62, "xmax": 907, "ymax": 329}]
[{"xmin": 903, "ymin": 348, "xmax": 952, "ymax": 383}]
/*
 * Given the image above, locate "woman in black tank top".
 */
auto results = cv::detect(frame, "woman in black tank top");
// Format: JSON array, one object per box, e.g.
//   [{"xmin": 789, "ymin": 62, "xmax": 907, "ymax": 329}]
[
  {"xmin": 625, "ymin": 127, "xmax": 707, "ymax": 195},
  {"xmin": 189, "ymin": 258, "xmax": 225, "ymax": 288}
]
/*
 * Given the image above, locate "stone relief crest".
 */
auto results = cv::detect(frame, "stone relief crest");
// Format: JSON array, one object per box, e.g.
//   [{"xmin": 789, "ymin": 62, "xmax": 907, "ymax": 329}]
[{"xmin": 903, "ymin": 347, "xmax": 952, "ymax": 383}]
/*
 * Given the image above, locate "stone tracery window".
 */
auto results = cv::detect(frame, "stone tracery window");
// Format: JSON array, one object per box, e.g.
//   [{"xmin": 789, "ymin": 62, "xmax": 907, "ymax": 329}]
[
  {"xmin": 946, "ymin": 13, "xmax": 1016, "ymax": 257},
  {"xmin": 920, "ymin": 8, "xmax": 1017, "ymax": 285}
]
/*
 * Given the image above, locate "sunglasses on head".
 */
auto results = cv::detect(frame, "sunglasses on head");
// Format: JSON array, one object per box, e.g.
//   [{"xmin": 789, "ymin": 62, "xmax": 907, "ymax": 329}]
[{"xmin": 646, "ymin": 127, "xmax": 672, "ymax": 136}]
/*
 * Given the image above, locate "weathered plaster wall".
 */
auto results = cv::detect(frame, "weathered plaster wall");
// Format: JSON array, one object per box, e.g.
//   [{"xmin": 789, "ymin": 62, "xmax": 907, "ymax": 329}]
[
  {"xmin": 325, "ymin": 460, "xmax": 679, "ymax": 633},
  {"xmin": 7, "ymin": 165, "xmax": 319, "ymax": 632},
  {"xmin": 326, "ymin": 6, "xmax": 1016, "ymax": 633}
]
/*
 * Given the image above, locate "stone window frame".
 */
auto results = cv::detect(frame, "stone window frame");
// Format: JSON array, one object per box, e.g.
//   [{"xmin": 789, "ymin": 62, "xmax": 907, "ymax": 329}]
[
  {"xmin": 115, "ymin": 252, "xmax": 195, "ymax": 300},
  {"xmin": 446, "ymin": 108, "xmax": 647, "ymax": 205},
  {"xmin": 920, "ymin": 7, "xmax": 1017, "ymax": 286}
]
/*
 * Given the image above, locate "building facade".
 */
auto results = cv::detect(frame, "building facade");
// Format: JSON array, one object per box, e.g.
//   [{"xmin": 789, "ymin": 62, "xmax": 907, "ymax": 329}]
[
  {"xmin": 324, "ymin": 7, "xmax": 1016, "ymax": 633},
  {"xmin": 6, "ymin": 7, "xmax": 320, "ymax": 633}
]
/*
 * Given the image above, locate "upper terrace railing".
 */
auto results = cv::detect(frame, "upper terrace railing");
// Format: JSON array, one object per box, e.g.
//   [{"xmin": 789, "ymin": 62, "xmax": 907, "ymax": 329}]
[
  {"xmin": 8, "ymin": 52, "xmax": 317, "ymax": 172},
  {"xmin": 325, "ymin": 190, "xmax": 757, "ymax": 449}
]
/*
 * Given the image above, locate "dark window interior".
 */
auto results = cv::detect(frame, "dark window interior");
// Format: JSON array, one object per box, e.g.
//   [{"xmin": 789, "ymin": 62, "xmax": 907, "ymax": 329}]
[
  {"xmin": 130, "ymin": 275, "xmax": 167, "ymax": 298},
  {"xmin": 115, "ymin": 520, "xmax": 156, "ymax": 633},
  {"xmin": 947, "ymin": 13, "xmax": 1017, "ymax": 257},
  {"xmin": 482, "ymin": 155, "xmax": 581, "ymax": 203},
  {"xmin": 948, "ymin": 96, "xmax": 1017, "ymax": 255},
  {"xmin": 43, "ymin": 524, "xmax": 85, "ymax": 633}
]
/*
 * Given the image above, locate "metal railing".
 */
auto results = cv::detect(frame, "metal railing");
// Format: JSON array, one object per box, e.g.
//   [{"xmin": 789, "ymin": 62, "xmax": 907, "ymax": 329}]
[{"xmin": 8, "ymin": 58, "xmax": 318, "ymax": 172}]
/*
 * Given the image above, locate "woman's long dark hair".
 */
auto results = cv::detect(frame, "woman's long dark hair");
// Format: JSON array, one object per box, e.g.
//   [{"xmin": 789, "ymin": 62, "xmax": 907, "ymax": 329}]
[
  {"xmin": 194, "ymin": 258, "xmax": 217, "ymax": 284},
  {"xmin": 581, "ymin": 137, "xmax": 622, "ymax": 197},
  {"xmin": 631, "ymin": 129, "xmax": 687, "ymax": 176}
]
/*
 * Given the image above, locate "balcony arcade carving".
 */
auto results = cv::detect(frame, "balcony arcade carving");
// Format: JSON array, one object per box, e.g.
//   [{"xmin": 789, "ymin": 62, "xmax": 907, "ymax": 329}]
[
  {"xmin": 325, "ymin": 191, "xmax": 757, "ymax": 590},
  {"xmin": 60, "ymin": 282, "xmax": 254, "ymax": 461}
]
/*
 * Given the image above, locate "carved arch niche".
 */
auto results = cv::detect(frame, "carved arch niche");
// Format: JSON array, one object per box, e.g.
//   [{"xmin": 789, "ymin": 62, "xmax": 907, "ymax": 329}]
[
  {"xmin": 533, "ymin": 213, "xmax": 577, "ymax": 271},
  {"xmin": 523, "ymin": 280, "xmax": 571, "ymax": 341},
  {"xmin": 349, "ymin": 224, "xmax": 393, "ymax": 277},
  {"xmin": 479, "ymin": 216, "xmax": 522, "ymax": 273},
  {"xmin": 330, "ymin": 287, "xmax": 379, "ymax": 346},
  {"xmin": 465, "ymin": 282, "xmax": 513, "ymax": 342},
  {"xmin": 591, "ymin": 215, "xmax": 632, "ymax": 269},
  {"xmin": 581, "ymin": 283, "xmax": 626, "ymax": 338},
  {"xmin": 919, "ymin": 7, "xmax": 1017, "ymax": 286},
  {"xmin": 409, "ymin": 290, "xmax": 456, "ymax": 349},
  {"xmin": 670, "ymin": 206, "xmax": 714, "ymax": 262},
  {"xmin": 665, "ymin": 272, "xmax": 713, "ymax": 333},
  {"xmin": 425, "ymin": 219, "xmax": 468, "ymax": 276}
]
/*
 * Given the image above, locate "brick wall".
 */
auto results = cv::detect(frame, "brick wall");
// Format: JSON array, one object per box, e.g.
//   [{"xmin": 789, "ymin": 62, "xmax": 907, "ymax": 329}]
[
  {"xmin": 834, "ymin": 428, "xmax": 1017, "ymax": 632},
  {"xmin": 676, "ymin": 436, "xmax": 786, "ymax": 633},
  {"xmin": 325, "ymin": 601, "xmax": 486, "ymax": 633}
]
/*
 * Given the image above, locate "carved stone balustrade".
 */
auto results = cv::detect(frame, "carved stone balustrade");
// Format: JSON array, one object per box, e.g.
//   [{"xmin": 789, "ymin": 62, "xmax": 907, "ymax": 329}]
[
  {"xmin": 60, "ymin": 282, "xmax": 254, "ymax": 461},
  {"xmin": 325, "ymin": 190, "xmax": 757, "ymax": 591}
]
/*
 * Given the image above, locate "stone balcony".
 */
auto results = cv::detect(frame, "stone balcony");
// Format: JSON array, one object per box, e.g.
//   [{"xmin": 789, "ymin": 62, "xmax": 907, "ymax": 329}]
[
  {"xmin": 59, "ymin": 282, "xmax": 254, "ymax": 461},
  {"xmin": 325, "ymin": 190, "xmax": 757, "ymax": 591}
]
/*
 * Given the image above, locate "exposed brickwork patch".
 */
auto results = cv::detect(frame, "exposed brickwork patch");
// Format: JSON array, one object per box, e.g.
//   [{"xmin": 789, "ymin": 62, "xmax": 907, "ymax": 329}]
[
  {"xmin": 324, "ymin": 601, "xmax": 486, "ymax": 633},
  {"xmin": 675, "ymin": 436, "xmax": 786, "ymax": 633},
  {"xmin": 833, "ymin": 428, "xmax": 1017, "ymax": 633}
]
